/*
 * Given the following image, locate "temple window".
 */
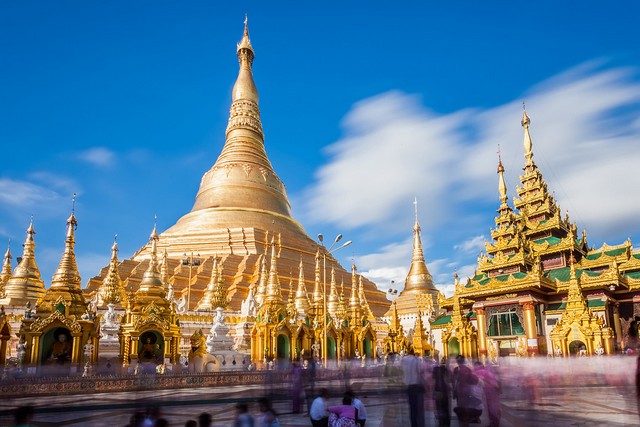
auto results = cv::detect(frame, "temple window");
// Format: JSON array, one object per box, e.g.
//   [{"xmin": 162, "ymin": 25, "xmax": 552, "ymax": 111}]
[{"xmin": 488, "ymin": 308, "xmax": 525, "ymax": 336}]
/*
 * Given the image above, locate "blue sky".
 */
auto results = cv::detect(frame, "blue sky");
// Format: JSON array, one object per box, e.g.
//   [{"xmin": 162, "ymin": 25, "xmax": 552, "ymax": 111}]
[{"xmin": 1, "ymin": 1, "xmax": 639, "ymax": 296}]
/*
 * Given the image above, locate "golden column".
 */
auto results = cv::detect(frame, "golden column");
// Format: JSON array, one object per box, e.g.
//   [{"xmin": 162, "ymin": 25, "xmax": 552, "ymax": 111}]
[
  {"xmin": 522, "ymin": 302, "xmax": 538, "ymax": 355},
  {"xmin": 612, "ymin": 303, "xmax": 623, "ymax": 351},
  {"xmin": 30, "ymin": 335, "xmax": 40, "ymax": 365},
  {"xmin": 475, "ymin": 308, "xmax": 487, "ymax": 359}
]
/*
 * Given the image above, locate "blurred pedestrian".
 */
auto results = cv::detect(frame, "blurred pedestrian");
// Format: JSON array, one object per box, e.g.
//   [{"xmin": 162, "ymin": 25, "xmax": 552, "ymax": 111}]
[
  {"xmin": 636, "ymin": 354, "xmax": 640, "ymax": 422},
  {"xmin": 432, "ymin": 361, "xmax": 451, "ymax": 427},
  {"xmin": 185, "ymin": 421, "xmax": 197, "ymax": 427},
  {"xmin": 401, "ymin": 348, "xmax": 425, "ymax": 427},
  {"xmin": 475, "ymin": 362, "xmax": 501, "ymax": 427},
  {"xmin": 198, "ymin": 412, "xmax": 211, "ymax": 427},
  {"xmin": 234, "ymin": 403, "xmax": 255, "ymax": 427},
  {"xmin": 453, "ymin": 357, "xmax": 482, "ymax": 427},
  {"xmin": 291, "ymin": 362, "xmax": 304, "ymax": 413},
  {"xmin": 13, "ymin": 406, "xmax": 35, "ymax": 427},
  {"xmin": 257, "ymin": 397, "xmax": 280, "ymax": 427}
]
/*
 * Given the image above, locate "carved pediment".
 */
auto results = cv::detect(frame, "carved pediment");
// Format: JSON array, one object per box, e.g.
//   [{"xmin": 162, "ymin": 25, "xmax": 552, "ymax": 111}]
[
  {"xmin": 134, "ymin": 313, "xmax": 170, "ymax": 331},
  {"xmin": 29, "ymin": 309, "xmax": 82, "ymax": 333}
]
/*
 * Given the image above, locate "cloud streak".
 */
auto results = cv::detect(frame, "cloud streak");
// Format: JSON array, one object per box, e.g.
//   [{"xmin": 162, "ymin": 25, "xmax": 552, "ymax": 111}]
[{"xmin": 75, "ymin": 147, "xmax": 116, "ymax": 167}]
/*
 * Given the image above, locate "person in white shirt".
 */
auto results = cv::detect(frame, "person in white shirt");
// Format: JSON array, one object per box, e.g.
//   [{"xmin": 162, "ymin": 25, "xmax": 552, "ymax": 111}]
[
  {"xmin": 401, "ymin": 349, "xmax": 425, "ymax": 427},
  {"xmin": 310, "ymin": 388, "xmax": 329, "ymax": 427},
  {"xmin": 346, "ymin": 390, "xmax": 367, "ymax": 426}
]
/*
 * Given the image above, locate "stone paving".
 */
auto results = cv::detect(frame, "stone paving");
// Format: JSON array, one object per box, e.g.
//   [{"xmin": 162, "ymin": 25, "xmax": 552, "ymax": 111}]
[{"xmin": 0, "ymin": 378, "xmax": 637, "ymax": 426}]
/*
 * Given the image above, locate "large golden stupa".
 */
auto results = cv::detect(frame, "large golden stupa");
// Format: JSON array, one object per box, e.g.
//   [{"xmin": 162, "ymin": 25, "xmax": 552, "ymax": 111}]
[{"xmin": 84, "ymin": 21, "xmax": 389, "ymax": 316}]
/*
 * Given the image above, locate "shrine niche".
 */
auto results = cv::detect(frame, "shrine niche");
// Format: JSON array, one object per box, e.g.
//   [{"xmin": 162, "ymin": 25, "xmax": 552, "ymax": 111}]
[
  {"xmin": 138, "ymin": 331, "xmax": 163, "ymax": 364},
  {"xmin": 549, "ymin": 263, "xmax": 614, "ymax": 357},
  {"xmin": 0, "ymin": 307, "xmax": 10, "ymax": 364}
]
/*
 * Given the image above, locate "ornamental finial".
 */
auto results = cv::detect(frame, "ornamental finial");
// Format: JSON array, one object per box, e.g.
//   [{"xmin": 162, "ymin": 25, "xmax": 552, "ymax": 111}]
[
  {"xmin": 497, "ymin": 145, "xmax": 508, "ymax": 204},
  {"xmin": 521, "ymin": 106, "xmax": 533, "ymax": 163}
]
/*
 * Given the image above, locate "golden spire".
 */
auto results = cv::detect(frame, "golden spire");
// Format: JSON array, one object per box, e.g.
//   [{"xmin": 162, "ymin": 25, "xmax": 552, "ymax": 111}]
[
  {"xmin": 404, "ymin": 198, "xmax": 437, "ymax": 292},
  {"xmin": 232, "ymin": 16, "xmax": 258, "ymax": 104},
  {"xmin": 255, "ymin": 253, "xmax": 267, "ymax": 307},
  {"xmin": 0, "ymin": 242, "xmax": 12, "ymax": 289},
  {"xmin": 51, "ymin": 200, "xmax": 81, "ymax": 289},
  {"xmin": 264, "ymin": 237, "xmax": 283, "ymax": 305},
  {"xmin": 313, "ymin": 249, "xmax": 322, "ymax": 306},
  {"xmin": 99, "ymin": 236, "xmax": 126, "ymax": 306},
  {"xmin": 451, "ymin": 273, "xmax": 464, "ymax": 324},
  {"xmin": 566, "ymin": 256, "xmax": 587, "ymax": 312},
  {"xmin": 236, "ymin": 15, "xmax": 254, "ymax": 55},
  {"xmin": 327, "ymin": 266, "xmax": 338, "ymax": 317},
  {"xmin": 4, "ymin": 218, "xmax": 45, "ymax": 303},
  {"xmin": 138, "ymin": 223, "xmax": 165, "ymax": 295},
  {"xmin": 210, "ymin": 258, "xmax": 227, "ymax": 309},
  {"xmin": 286, "ymin": 272, "xmax": 296, "ymax": 317},
  {"xmin": 349, "ymin": 264, "xmax": 362, "ymax": 322},
  {"xmin": 358, "ymin": 274, "xmax": 374, "ymax": 321},
  {"xmin": 390, "ymin": 299, "xmax": 400, "ymax": 334},
  {"xmin": 336, "ymin": 278, "xmax": 347, "ymax": 322},
  {"xmin": 295, "ymin": 257, "xmax": 310, "ymax": 315},
  {"xmin": 160, "ymin": 248, "xmax": 170, "ymax": 286},
  {"xmin": 521, "ymin": 107, "xmax": 534, "ymax": 165},
  {"xmin": 187, "ymin": 16, "xmax": 294, "ymax": 224},
  {"xmin": 197, "ymin": 256, "xmax": 226, "ymax": 310},
  {"xmin": 156, "ymin": 17, "xmax": 310, "ymax": 255},
  {"xmin": 497, "ymin": 145, "xmax": 508, "ymax": 205}
]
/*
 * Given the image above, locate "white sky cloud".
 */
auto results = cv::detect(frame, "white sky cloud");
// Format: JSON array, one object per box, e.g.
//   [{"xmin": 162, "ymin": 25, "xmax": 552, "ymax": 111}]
[
  {"xmin": 76, "ymin": 147, "xmax": 116, "ymax": 167},
  {"xmin": 0, "ymin": 178, "xmax": 62, "ymax": 209},
  {"xmin": 454, "ymin": 235, "xmax": 486, "ymax": 254},
  {"xmin": 302, "ymin": 63, "xmax": 640, "ymax": 292}
]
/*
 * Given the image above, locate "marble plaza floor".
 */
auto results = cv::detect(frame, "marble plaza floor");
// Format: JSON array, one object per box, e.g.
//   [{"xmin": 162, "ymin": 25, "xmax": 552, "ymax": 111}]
[{"xmin": 0, "ymin": 377, "xmax": 638, "ymax": 426}]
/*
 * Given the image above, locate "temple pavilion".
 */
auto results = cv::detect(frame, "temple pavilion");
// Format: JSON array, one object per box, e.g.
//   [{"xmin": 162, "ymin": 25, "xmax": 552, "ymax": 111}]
[{"xmin": 431, "ymin": 111, "xmax": 637, "ymax": 360}]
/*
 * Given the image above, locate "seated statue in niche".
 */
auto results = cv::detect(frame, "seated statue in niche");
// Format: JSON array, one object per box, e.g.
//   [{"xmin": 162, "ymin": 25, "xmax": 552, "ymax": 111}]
[
  {"xmin": 139, "ymin": 337, "xmax": 160, "ymax": 363},
  {"xmin": 49, "ymin": 333, "xmax": 72, "ymax": 364}
]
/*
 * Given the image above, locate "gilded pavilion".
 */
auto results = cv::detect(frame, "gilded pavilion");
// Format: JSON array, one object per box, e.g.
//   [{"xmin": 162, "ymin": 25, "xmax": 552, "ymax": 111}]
[{"xmin": 431, "ymin": 111, "xmax": 634, "ymax": 359}]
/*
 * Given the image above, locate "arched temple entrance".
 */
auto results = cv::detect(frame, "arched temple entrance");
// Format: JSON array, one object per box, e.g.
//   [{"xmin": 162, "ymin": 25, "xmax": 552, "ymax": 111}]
[
  {"xmin": 569, "ymin": 340, "xmax": 586, "ymax": 356},
  {"xmin": 277, "ymin": 334, "xmax": 290, "ymax": 361},
  {"xmin": 448, "ymin": 337, "xmax": 460, "ymax": 357},
  {"xmin": 327, "ymin": 336, "xmax": 336, "ymax": 359}
]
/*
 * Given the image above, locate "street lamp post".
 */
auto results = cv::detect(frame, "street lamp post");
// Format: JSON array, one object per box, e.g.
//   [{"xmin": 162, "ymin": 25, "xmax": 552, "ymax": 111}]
[
  {"xmin": 182, "ymin": 252, "xmax": 201, "ymax": 311},
  {"xmin": 317, "ymin": 233, "xmax": 352, "ymax": 368}
]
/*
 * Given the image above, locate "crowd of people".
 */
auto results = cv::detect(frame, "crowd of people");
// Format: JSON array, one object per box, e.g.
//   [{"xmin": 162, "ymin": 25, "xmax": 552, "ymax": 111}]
[
  {"xmin": 8, "ymin": 351, "xmax": 640, "ymax": 426},
  {"xmin": 400, "ymin": 349, "xmax": 501, "ymax": 427}
]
